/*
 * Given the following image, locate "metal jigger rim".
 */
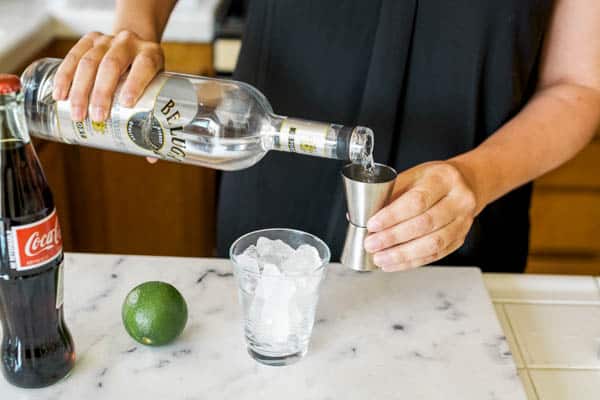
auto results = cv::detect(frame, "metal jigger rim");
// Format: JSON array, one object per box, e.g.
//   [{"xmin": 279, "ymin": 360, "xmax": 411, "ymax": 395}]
[
  {"xmin": 341, "ymin": 163, "xmax": 397, "ymax": 184},
  {"xmin": 341, "ymin": 163, "xmax": 397, "ymax": 227}
]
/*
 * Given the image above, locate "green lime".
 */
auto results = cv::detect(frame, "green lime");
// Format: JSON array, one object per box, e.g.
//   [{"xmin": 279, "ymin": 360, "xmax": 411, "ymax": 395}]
[{"xmin": 122, "ymin": 281, "xmax": 188, "ymax": 346}]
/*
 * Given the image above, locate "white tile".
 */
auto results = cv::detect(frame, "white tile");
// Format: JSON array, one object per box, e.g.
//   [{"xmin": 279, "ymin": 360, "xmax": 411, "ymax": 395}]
[
  {"xmin": 484, "ymin": 274, "xmax": 600, "ymax": 304},
  {"xmin": 495, "ymin": 304, "xmax": 525, "ymax": 367},
  {"xmin": 518, "ymin": 370, "xmax": 538, "ymax": 400},
  {"xmin": 529, "ymin": 369, "xmax": 600, "ymax": 400},
  {"xmin": 505, "ymin": 304, "xmax": 600, "ymax": 368}
]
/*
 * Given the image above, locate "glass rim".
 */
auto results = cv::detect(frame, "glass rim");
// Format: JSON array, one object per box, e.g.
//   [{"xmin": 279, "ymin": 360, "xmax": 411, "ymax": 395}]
[{"xmin": 229, "ymin": 228, "xmax": 331, "ymax": 276}]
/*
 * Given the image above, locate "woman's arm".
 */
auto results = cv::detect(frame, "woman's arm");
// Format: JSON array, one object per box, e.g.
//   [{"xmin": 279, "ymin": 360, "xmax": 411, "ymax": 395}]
[
  {"xmin": 365, "ymin": 0, "xmax": 600, "ymax": 271},
  {"xmin": 53, "ymin": 0, "xmax": 177, "ymax": 121},
  {"xmin": 113, "ymin": 0, "xmax": 176, "ymax": 42},
  {"xmin": 451, "ymin": 0, "xmax": 600, "ymax": 214}
]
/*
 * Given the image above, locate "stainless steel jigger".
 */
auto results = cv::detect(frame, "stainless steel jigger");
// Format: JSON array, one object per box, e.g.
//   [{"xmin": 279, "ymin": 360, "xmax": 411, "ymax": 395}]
[{"xmin": 341, "ymin": 163, "xmax": 397, "ymax": 271}]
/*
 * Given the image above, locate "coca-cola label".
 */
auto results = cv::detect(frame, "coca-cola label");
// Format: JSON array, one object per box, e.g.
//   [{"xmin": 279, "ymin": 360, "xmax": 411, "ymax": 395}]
[{"xmin": 10, "ymin": 209, "xmax": 63, "ymax": 271}]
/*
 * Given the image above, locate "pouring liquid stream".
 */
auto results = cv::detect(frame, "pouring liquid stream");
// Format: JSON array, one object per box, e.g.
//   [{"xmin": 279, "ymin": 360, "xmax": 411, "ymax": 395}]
[{"xmin": 354, "ymin": 153, "xmax": 378, "ymax": 183}]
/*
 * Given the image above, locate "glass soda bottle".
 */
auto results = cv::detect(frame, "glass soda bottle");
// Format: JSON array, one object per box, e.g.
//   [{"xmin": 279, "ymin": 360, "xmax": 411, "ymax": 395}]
[
  {"xmin": 20, "ymin": 58, "xmax": 374, "ymax": 171},
  {"xmin": 0, "ymin": 74, "xmax": 75, "ymax": 388}
]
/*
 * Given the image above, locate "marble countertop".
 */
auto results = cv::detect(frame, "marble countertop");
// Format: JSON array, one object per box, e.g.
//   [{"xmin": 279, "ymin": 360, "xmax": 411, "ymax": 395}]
[
  {"xmin": 0, "ymin": 0, "xmax": 219, "ymax": 73},
  {"xmin": 0, "ymin": 254, "xmax": 526, "ymax": 399}
]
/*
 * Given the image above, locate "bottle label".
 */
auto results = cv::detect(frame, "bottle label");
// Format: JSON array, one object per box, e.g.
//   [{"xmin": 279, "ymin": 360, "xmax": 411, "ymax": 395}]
[
  {"xmin": 151, "ymin": 75, "xmax": 199, "ymax": 162},
  {"xmin": 8, "ymin": 209, "xmax": 63, "ymax": 271},
  {"xmin": 278, "ymin": 118, "xmax": 330, "ymax": 156},
  {"xmin": 55, "ymin": 75, "xmax": 198, "ymax": 162},
  {"xmin": 56, "ymin": 261, "xmax": 64, "ymax": 309}
]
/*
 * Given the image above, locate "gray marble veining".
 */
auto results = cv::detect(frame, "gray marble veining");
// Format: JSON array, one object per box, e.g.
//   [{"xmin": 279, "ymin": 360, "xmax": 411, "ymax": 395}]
[{"xmin": 0, "ymin": 253, "xmax": 526, "ymax": 399}]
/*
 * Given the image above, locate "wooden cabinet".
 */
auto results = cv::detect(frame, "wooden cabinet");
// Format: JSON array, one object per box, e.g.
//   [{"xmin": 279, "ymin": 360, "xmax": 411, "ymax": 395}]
[
  {"xmin": 527, "ymin": 136, "xmax": 600, "ymax": 274},
  {"xmin": 22, "ymin": 40, "xmax": 217, "ymax": 257}
]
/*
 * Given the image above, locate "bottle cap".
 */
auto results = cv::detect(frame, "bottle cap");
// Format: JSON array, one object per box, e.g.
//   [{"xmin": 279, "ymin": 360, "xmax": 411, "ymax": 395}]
[{"xmin": 0, "ymin": 74, "xmax": 22, "ymax": 94}]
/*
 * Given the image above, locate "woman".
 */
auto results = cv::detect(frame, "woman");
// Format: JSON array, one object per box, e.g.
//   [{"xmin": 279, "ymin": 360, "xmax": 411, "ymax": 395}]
[{"xmin": 52, "ymin": 0, "xmax": 600, "ymax": 272}]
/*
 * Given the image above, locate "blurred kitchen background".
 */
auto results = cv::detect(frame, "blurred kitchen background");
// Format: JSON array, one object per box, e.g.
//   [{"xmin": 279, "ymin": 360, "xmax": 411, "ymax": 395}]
[{"xmin": 0, "ymin": 0, "xmax": 598, "ymax": 275}]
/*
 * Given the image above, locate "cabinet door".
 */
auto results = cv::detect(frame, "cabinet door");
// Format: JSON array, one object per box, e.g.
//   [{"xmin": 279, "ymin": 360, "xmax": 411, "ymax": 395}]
[
  {"xmin": 64, "ymin": 147, "xmax": 216, "ymax": 256},
  {"xmin": 34, "ymin": 141, "xmax": 75, "ymax": 250},
  {"xmin": 527, "ymin": 136, "xmax": 600, "ymax": 275}
]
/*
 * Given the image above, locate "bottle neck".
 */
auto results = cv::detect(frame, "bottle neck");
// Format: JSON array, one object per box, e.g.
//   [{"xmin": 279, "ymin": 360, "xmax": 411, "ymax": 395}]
[
  {"xmin": 266, "ymin": 116, "xmax": 374, "ymax": 163},
  {"xmin": 0, "ymin": 93, "xmax": 30, "ymax": 144}
]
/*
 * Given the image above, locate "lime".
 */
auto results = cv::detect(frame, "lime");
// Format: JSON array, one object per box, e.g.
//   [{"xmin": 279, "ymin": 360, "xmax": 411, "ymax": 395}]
[{"xmin": 122, "ymin": 281, "xmax": 188, "ymax": 346}]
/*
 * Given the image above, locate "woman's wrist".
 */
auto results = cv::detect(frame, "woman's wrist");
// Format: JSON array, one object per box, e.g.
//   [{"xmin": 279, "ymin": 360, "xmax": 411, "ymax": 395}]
[
  {"xmin": 112, "ymin": 26, "xmax": 160, "ymax": 43},
  {"xmin": 447, "ymin": 150, "xmax": 498, "ymax": 216},
  {"xmin": 113, "ymin": 0, "xmax": 176, "ymax": 43}
]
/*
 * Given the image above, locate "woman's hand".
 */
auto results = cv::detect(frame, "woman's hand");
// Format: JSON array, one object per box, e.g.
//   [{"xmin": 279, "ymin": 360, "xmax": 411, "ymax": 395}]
[
  {"xmin": 364, "ymin": 161, "xmax": 480, "ymax": 271},
  {"xmin": 52, "ymin": 30, "xmax": 165, "ymax": 122}
]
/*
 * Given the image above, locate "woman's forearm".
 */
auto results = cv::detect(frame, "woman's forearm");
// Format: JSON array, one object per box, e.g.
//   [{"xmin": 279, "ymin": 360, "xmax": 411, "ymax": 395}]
[
  {"xmin": 452, "ymin": 0, "xmax": 600, "ymax": 215},
  {"xmin": 113, "ymin": 0, "xmax": 177, "ymax": 42},
  {"xmin": 451, "ymin": 83, "xmax": 600, "ymax": 214}
]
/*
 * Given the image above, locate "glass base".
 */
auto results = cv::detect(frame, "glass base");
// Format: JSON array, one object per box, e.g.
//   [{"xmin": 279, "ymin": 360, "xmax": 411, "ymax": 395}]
[{"xmin": 247, "ymin": 347, "xmax": 307, "ymax": 366}]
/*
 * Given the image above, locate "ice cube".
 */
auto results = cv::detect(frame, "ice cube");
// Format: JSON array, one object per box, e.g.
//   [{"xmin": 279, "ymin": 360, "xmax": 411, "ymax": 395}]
[
  {"xmin": 280, "ymin": 244, "xmax": 322, "ymax": 274},
  {"xmin": 256, "ymin": 237, "xmax": 294, "ymax": 266},
  {"xmin": 254, "ymin": 263, "xmax": 282, "ymax": 297},
  {"xmin": 249, "ymin": 262, "xmax": 298, "ymax": 343},
  {"xmin": 283, "ymin": 244, "xmax": 324, "ymax": 295},
  {"xmin": 235, "ymin": 244, "xmax": 260, "ymax": 274}
]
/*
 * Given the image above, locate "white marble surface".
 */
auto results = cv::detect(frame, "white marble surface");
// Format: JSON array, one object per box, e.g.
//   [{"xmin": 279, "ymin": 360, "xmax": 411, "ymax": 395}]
[
  {"xmin": 0, "ymin": 0, "xmax": 218, "ymax": 73},
  {"xmin": 0, "ymin": 253, "xmax": 525, "ymax": 399}
]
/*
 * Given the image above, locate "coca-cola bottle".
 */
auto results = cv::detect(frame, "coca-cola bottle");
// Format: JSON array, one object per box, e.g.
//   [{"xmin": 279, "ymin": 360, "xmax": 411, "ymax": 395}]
[{"xmin": 0, "ymin": 74, "xmax": 75, "ymax": 388}]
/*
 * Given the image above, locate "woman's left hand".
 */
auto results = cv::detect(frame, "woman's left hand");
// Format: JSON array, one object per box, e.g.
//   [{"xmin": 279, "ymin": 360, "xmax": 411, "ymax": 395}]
[{"xmin": 364, "ymin": 161, "xmax": 479, "ymax": 272}]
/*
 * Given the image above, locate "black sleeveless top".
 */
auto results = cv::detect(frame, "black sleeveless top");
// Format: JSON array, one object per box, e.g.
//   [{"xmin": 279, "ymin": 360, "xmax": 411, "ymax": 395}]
[{"xmin": 217, "ymin": 0, "xmax": 555, "ymax": 272}]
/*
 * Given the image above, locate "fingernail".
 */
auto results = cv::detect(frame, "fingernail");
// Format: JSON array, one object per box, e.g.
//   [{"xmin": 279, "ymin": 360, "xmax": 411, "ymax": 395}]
[
  {"xmin": 364, "ymin": 236, "xmax": 381, "ymax": 252},
  {"xmin": 374, "ymin": 253, "xmax": 392, "ymax": 267},
  {"xmin": 71, "ymin": 106, "xmax": 84, "ymax": 121},
  {"xmin": 90, "ymin": 105, "xmax": 106, "ymax": 122},
  {"xmin": 367, "ymin": 218, "xmax": 383, "ymax": 232},
  {"xmin": 120, "ymin": 93, "xmax": 135, "ymax": 107}
]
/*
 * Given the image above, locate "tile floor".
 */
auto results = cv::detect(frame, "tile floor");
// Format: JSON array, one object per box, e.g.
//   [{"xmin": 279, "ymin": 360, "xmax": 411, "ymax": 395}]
[{"xmin": 485, "ymin": 274, "xmax": 600, "ymax": 400}]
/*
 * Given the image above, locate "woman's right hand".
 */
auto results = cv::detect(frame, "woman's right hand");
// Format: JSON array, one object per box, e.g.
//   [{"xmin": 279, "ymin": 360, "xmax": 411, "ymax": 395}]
[{"xmin": 52, "ymin": 30, "xmax": 165, "ymax": 122}]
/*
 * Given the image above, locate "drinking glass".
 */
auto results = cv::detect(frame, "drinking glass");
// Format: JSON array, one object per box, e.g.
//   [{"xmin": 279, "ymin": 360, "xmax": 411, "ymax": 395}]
[{"xmin": 230, "ymin": 228, "xmax": 330, "ymax": 366}]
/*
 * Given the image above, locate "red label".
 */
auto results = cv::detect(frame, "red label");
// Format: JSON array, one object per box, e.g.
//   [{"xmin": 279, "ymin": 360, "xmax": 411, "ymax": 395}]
[{"xmin": 12, "ymin": 209, "xmax": 62, "ymax": 270}]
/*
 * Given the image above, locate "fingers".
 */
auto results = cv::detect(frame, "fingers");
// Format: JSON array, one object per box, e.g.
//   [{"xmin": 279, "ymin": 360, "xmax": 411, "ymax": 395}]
[
  {"xmin": 367, "ymin": 172, "xmax": 449, "ymax": 232},
  {"xmin": 378, "ymin": 239, "xmax": 465, "ymax": 272},
  {"xmin": 373, "ymin": 217, "xmax": 470, "ymax": 271},
  {"xmin": 52, "ymin": 30, "xmax": 165, "ymax": 123},
  {"xmin": 89, "ymin": 42, "xmax": 135, "ymax": 121},
  {"xmin": 364, "ymin": 195, "xmax": 456, "ymax": 253},
  {"xmin": 146, "ymin": 157, "xmax": 159, "ymax": 164},
  {"xmin": 52, "ymin": 32, "xmax": 101, "ymax": 100},
  {"xmin": 69, "ymin": 36, "xmax": 112, "ymax": 121},
  {"xmin": 119, "ymin": 44, "xmax": 164, "ymax": 107}
]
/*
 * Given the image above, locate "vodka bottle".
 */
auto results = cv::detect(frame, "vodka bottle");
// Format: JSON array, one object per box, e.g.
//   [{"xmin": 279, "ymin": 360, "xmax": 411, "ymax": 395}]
[{"xmin": 20, "ymin": 58, "xmax": 373, "ymax": 171}]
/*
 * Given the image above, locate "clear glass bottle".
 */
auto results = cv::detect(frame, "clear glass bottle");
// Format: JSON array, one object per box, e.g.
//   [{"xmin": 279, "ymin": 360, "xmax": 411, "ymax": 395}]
[{"xmin": 21, "ymin": 58, "xmax": 374, "ymax": 171}]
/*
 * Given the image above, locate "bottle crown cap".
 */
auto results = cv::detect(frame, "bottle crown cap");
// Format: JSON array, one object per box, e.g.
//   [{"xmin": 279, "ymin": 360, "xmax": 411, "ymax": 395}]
[{"xmin": 0, "ymin": 74, "xmax": 21, "ymax": 95}]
